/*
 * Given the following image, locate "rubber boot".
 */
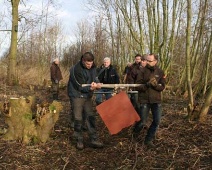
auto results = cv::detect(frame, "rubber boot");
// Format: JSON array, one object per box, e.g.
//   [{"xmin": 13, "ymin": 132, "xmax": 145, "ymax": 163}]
[
  {"xmin": 144, "ymin": 135, "xmax": 155, "ymax": 148},
  {"xmin": 144, "ymin": 140, "xmax": 155, "ymax": 148},
  {"xmin": 133, "ymin": 121, "xmax": 143, "ymax": 140},
  {"xmin": 90, "ymin": 138, "xmax": 103, "ymax": 148},
  {"xmin": 74, "ymin": 120, "xmax": 84, "ymax": 149},
  {"xmin": 76, "ymin": 137, "xmax": 84, "ymax": 150}
]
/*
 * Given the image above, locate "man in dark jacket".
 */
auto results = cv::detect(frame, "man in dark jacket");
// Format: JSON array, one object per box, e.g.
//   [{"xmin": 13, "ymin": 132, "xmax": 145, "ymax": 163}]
[
  {"xmin": 125, "ymin": 54, "xmax": 143, "ymax": 110},
  {"xmin": 67, "ymin": 52, "xmax": 103, "ymax": 150},
  {"xmin": 133, "ymin": 54, "xmax": 166, "ymax": 148},
  {"xmin": 50, "ymin": 58, "xmax": 63, "ymax": 100},
  {"xmin": 95, "ymin": 57, "xmax": 120, "ymax": 105},
  {"xmin": 123, "ymin": 62, "xmax": 132, "ymax": 83}
]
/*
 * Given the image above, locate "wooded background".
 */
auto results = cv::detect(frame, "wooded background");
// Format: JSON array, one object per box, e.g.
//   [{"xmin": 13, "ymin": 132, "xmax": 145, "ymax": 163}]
[{"xmin": 0, "ymin": 0, "xmax": 211, "ymax": 121}]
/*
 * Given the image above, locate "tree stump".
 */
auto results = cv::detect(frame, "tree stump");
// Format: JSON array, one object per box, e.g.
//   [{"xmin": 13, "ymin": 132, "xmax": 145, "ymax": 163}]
[{"xmin": 0, "ymin": 96, "xmax": 62, "ymax": 144}]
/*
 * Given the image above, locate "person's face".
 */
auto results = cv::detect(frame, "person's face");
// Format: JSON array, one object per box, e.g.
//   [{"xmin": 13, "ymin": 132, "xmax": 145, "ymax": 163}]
[
  {"xmin": 135, "ymin": 56, "xmax": 141, "ymax": 64},
  {"xmin": 141, "ymin": 59, "xmax": 147, "ymax": 67},
  {"xmin": 55, "ymin": 60, "xmax": 59, "ymax": 65},
  {"xmin": 83, "ymin": 61, "xmax": 93, "ymax": 69},
  {"xmin": 146, "ymin": 55, "xmax": 157, "ymax": 67},
  {"xmin": 104, "ymin": 60, "xmax": 111, "ymax": 68}
]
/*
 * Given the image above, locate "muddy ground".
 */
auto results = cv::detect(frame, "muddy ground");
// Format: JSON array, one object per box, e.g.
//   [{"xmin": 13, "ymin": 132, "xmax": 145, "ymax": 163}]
[{"xmin": 0, "ymin": 85, "xmax": 211, "ymax": 170}]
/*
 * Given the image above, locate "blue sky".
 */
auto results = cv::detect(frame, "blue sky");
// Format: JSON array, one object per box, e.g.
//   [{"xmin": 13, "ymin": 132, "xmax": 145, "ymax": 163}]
[{"xmin": 0, "ymin": 0, "xmax": 91, "ymax": 56}]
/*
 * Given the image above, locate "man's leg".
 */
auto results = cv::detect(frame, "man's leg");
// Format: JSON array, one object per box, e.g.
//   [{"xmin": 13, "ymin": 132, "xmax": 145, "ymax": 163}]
[
  {"xmin": 133, "ymin": 104, "xmax": 149, "ymax": 135},
  {"xmin": 105, "ymin": 89, "xmax": 113, "ymax": 100},
  {"xmin": 95, "ymin": 89, "xmax": 103, "ymax": 105},
  {"xmin": 72, "ymin": 98, "xmax": 85, "ymax": 150},
  {"xmin": 144, "ymin": 103, "xmax": 162, "ymax": 147},
  {"xmin": 84, "ymin": 98, "xmax": 103, "ymax": 148},
  {"xmin": 52, "ymin": 82, "xmax": 59, "ymax": 100}
]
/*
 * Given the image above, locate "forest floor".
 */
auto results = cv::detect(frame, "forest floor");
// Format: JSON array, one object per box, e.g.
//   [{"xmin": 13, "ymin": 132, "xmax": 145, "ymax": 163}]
[{"xmin": 0, "ymin": 83, "xmax": 211, "ymax": 170}]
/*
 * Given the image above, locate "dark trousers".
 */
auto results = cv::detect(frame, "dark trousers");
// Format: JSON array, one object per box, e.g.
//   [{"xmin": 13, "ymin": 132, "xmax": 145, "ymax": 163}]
[
  {"xmin": 69, "ymin": 98, "xmax": 86, "ymax": 127},
  {"xmin": 52, "ymin": 81, "xmax": 59, "ymax": 100},
  {"xmin": 130, "ymin": 93, "xmax": 139, "ymax": 113},
  {"xmin": 72, "ymin": 97, "xmax": 97, "ymax": 140}
]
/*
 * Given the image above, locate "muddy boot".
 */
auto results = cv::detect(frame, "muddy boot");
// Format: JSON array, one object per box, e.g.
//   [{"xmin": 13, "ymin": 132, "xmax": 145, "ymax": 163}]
[
  {"xmin": 76, "ymin": 137, "xmax": 84, "ymax": 150},
  {"xmin": 70, "ymin": 121, "xmax": 74, "ymax": 129},
  {"xmin": 82, "ymin": 124, "xmax": 87, "ymax": 131},
  {"xmin": 74, "ymin": 120, "xmax": 84, "ymax": 149},
  {"xmin": 144, "ymin": 140, "xmax": 155, "ymax": 148},
  {"xmin": 90, "ymin": 138, "xmax": 103, "ymax": 148},
  {"xmin": 82, "ymin": 120, "xmax": 87, "ymax": 131},
  {"xmin": 144, "ymin": 135, "xmax": 155, "ymax": 148},
  {"xmin": 132, "ymin": 121, "xmax": 143, "ymax": 140},
  {"xmin": 53, "ymin": 94, "xmax": 58, "ymax": 100}
]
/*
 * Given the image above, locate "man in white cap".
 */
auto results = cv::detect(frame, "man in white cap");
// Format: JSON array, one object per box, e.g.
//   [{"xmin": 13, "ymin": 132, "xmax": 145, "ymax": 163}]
[{"xmin": 50, "ymin": 58, "xmax": 63, "ymax": 100}]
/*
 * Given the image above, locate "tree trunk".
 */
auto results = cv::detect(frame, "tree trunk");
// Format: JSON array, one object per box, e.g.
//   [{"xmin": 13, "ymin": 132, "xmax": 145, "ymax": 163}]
[
  {"xmin": 199, "ymin": 86, "xmax": 212, "ymax": 122},
  {"xmin": 186, "ymin": 0, "xmax": 194, "ymax": 119},
  {"xmin": 7, "ymin": 0, "xmax": 20, "ymax": 85},
  {"xmin": 1, "ymin": 97, "xmax": 62, "ymax": 144}
]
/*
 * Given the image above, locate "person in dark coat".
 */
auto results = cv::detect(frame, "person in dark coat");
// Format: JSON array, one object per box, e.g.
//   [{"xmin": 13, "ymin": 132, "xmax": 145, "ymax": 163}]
[
  {"xmin": 67, "ymin": 52, "xmax": 103, "ymax": 150},
  {"xmin": 125, "ymin": 54, "xmax": 143, "ymax": 110},
  {"xmin": 50, "ymin": 58, "xmax": 63, "ymax": 100},
  {"xmin": 95, "ymin": 57, "xmax": 120, "ymax": 105},
  {"xmin": 133, "ymin": 54, "xmax": 166, "ymax": 148},
  {"xmin": 123, "ymin": 62, "xmax": 132, "ymax": 83}
]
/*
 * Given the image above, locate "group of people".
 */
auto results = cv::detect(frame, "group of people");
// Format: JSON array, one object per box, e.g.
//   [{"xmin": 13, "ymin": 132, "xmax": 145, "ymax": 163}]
[{"xmin": 50, "ymin": 51, "xmax": 166, "ymax": 150}]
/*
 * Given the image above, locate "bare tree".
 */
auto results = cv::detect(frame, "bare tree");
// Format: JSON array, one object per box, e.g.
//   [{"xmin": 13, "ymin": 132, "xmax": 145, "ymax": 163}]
[
  {"xmin": 186, "ymin": 0, "xmax": 195, "ymax": 119},
  {"xmin": 7, "ymin": 0, "xmax": 20, "ymax": 85},
  {"xmin": 199, "ymin": 85, "xmax": 212, "ymax": 122}
]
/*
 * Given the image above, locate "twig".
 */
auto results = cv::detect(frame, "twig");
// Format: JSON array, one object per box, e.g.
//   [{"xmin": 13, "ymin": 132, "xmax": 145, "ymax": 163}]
[
  {"xmin": 192, "ymin": 155, "xmax": 200, "ymax": 168},
  {"xmin": 173, "ymin": 145, "xmax": 179, "ymax": 158},
  {"xmin": 62, "ymin": 156, "xmax": 69, "ymax": 170},
  {"xmin": 132, "ymin": 143, "xmax": 138, "ymax": 170}
]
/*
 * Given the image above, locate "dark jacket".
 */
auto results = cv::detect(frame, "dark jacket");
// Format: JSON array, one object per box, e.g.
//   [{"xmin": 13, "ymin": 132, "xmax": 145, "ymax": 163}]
[
  {"xmin": 127, "ymin": 63, "xmax": 143, "ymax": 84},
  {"xmin": 126, "ymin": 62, "xmax": 140, "ymax": 84},
  {"xmin": 50, "ymin": 62, "xmax": 63, "ymax": 82},
  {"xmin": 68, "ymin": 60, "xmax": 97, "ymax": 98},
  {"xmin": 97, "ymin": 64, "xmax": 120, "ymax": 84},
  {"xmin": 135, "ymin": 65, "xmax": 165, "ymax": 104}
]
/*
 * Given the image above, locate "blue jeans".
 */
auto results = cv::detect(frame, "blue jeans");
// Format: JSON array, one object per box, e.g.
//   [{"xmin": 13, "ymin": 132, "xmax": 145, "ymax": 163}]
[
  {"xmin": 95, "ymin": 88, "xmax": 113, "ymax": 105},
  {"xmin": 130, "ymin": 93, "xmax": 139, "ymax": 112},
  {"xmin": 134, "ymin": 103, "xmax": 162, "ymax": 142}
]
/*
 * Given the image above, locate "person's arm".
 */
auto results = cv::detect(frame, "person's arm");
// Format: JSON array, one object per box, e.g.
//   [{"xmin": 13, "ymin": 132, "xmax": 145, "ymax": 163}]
[
  {"xmin": 135, "ymin": 69, "xmax": 147, "ymax": 91},
  {"xmin": 151, "ymin": 70, "xmax": 166, "ymax": 92}
]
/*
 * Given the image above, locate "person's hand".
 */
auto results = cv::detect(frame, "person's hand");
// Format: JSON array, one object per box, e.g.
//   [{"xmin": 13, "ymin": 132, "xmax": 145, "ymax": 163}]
[
  {"xmin": 96, "ymin": 83, "xmax": 102, "ymax": 89},
  {"xmin": 149, "ymin": 77, "xmax": 157, "ymax": 87},
  {"xmin": 90, "ymin": 82, "xmax": 101, "ymax": 90},
  {"xmin": 55, "ymin": 79, "xmax": 59, "ymax": 84}
]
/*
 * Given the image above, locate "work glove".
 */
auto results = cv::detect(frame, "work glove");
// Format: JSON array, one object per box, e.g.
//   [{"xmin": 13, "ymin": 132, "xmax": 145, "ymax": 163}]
[
  {"xmin": 149, "ymin": 77, "xmax": 157, "ymax": 87},
  {"xmin": 55, "ymin": 79, "xmax": 59, "ymax": 84},
  {"xmin": 146, "ymin": 77, "xmax": 157, "ymax": 87}
]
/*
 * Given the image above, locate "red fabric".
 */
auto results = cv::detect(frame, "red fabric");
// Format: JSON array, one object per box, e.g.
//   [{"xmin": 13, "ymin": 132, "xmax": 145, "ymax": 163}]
[{"xmin": 96, "ymin": 91, "xmax": 140, "ymax": 135}]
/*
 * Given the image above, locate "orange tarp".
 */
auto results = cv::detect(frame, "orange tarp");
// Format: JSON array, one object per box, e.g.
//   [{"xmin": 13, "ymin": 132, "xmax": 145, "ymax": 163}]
[{"xmin": 96, "ymin": 91, "xmax": 140, "ymax": 135}]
